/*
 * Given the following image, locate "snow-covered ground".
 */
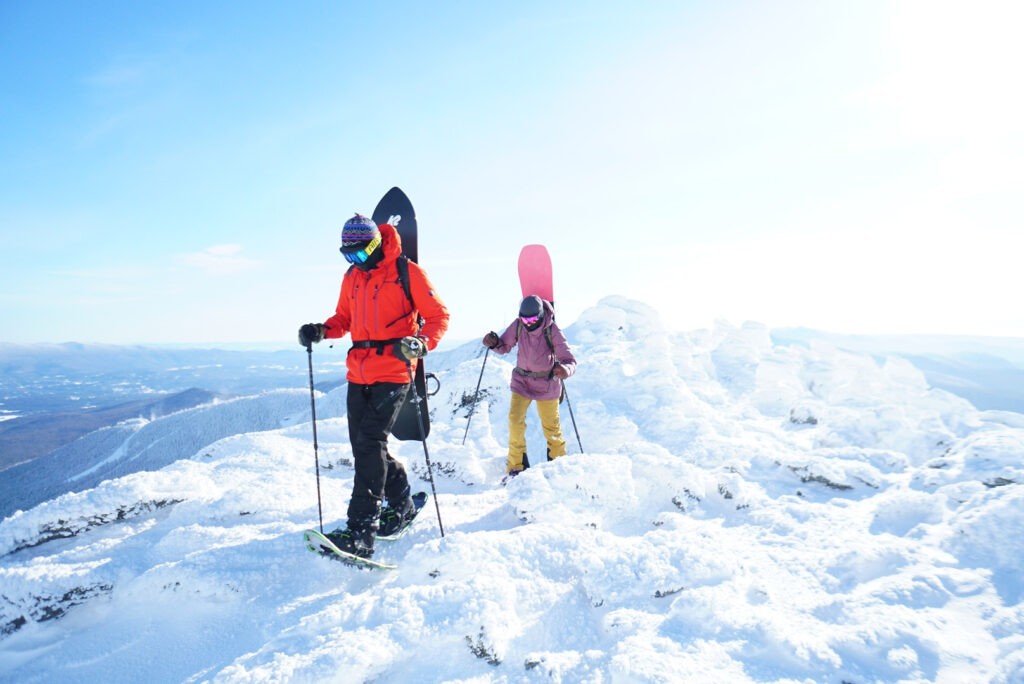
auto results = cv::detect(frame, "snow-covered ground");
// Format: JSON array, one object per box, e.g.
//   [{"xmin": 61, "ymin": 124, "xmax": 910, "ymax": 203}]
[{"xmin": 1, "ymin": 296, "xmax": 1022, "ymax": 683}]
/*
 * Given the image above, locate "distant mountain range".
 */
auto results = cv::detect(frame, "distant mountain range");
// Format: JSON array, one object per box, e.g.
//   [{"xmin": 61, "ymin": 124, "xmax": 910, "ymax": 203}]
[
  {"xmin": 0, "ymin": 343, "xmax": 346, "ymax": 519},
  {"xmin": 0, "ymin": 388, "xmax": 223, "ymax": 472},
  {"xmin": 771, "ymin": 328, "xmax": 1024, "ymax": 413},
  {"xmin": 2, "ymin": 329, "xmax": 1022, "ymax": 519}
]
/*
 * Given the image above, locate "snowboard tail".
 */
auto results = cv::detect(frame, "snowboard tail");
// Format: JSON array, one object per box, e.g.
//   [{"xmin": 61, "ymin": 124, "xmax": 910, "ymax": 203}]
[{"xmin": 391, "ymin": 362, "xmax": 429, "ymax": 441}]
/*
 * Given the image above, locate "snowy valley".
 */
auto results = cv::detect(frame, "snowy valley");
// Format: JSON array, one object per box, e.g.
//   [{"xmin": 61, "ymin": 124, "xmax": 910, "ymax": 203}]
[{"xmin": 1, "ymin": 296, "xmax": 1022, "ymax": 683}]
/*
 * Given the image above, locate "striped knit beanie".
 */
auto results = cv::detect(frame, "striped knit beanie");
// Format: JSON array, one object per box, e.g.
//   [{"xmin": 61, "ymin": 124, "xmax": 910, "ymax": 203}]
[{"xmin": 340, "ymin": 214, "xmax": 380, "ymax": 249}]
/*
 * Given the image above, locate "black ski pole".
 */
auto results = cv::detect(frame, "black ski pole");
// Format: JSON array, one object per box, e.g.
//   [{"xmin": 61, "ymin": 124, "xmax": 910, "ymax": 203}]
[
  {"xmin": 405, "ymin": 352, "xmax": 445, "ymax": 537},
  {"xmin": 305, "ymin": 344, "xmax": 325, "ymax": 533},
  {"xmin": 461, "ymin": 347, "xmax": 490, "ymax": 445},
  {"xmin": 562, "ymin": 382, "xmax": 584, "ymax": 454}
]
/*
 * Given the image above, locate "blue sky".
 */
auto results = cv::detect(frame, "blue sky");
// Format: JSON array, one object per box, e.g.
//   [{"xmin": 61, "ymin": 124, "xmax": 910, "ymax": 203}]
[{"xmin": 1, "ymin": 1, "xmax": 1022, "ymax": 346}]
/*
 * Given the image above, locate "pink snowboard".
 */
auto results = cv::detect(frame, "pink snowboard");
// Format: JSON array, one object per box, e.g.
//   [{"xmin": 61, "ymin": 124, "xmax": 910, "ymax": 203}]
[{"xmin": 517, "ymin": 244, "xmax": 553, "ymax": 304}]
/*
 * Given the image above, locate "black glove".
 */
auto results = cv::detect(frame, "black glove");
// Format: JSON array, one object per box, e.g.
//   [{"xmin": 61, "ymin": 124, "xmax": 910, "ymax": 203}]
[
  {"xmin": 396, "ymin": 336, "xmax": 427, "ymax": 361},
  {"xmin": 298, "ymin": 323, "xmax": 325, "ymax": 347},
  {"xmin": 483, "ymin": 331, "xmax": 499, "ymax": 349}
]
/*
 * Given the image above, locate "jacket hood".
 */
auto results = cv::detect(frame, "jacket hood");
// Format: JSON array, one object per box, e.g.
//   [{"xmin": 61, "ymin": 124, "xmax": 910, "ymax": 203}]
[
  {"xmin": 378, "ymin": 223, "xmax": 403, "ymax": 265},
  {"xmin": 540, "ymin": 298, "xmax": 556, "ymax": 329}
]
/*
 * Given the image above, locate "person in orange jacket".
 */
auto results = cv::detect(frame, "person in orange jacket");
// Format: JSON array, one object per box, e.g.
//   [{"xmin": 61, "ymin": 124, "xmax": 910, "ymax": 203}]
[{"xmin": 299, "ymin": 214, "xmax": 449, "ymax": 559}]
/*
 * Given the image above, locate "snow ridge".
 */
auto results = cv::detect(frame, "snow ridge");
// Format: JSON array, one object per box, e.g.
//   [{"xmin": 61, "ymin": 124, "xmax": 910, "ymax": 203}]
[{"xmin": 1, "ymin": 296, "xmax": 1021, "ymax": 683}]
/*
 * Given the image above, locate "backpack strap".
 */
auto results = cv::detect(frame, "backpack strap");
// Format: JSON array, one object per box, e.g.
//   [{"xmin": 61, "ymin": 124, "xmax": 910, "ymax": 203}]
[
  {"xmin": 395, "ymin": 255, "xmax": 414, "ymax": 309},
  {"xmin": 515, "ymin": 319, "xmax": 558, "ymax": 379},
  {"xmin": 515, "ymin": 319, "xmax": 555, "ymax": 353},
  {"xmin": 388, "ymin": 255, "xmax": 424, "ymax": 331}
]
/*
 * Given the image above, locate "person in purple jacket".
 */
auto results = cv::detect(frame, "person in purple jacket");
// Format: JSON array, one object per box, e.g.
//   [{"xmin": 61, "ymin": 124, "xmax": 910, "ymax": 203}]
[{"xmin": 482, "ymin": 295, "xmax": 577, "ymax": 481}]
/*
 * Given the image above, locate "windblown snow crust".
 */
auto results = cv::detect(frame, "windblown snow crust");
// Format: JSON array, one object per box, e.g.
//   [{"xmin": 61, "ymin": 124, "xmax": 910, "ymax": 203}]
[{"xmin": 1, "ymin": 297, "xmax": 1021, "ymax": 683}]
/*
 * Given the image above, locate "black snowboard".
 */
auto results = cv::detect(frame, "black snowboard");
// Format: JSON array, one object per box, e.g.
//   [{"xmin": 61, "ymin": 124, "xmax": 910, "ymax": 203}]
[
  {"xmin": 373, "ymin": 186, "xmax": 418, "ymax": 261},
  {"xmin": 372, "ymin": 187, "xmax": 430, "ymax": 441}
]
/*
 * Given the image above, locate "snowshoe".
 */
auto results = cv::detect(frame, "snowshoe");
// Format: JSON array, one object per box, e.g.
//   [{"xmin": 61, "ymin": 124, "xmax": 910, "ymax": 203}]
[
  {"xmin": 303, "ymin": 528, "xmax": 396, "ymax": 570},
  {"xmin": 377, "ymin": 491, "xmax": 428, "ymax": 540}
]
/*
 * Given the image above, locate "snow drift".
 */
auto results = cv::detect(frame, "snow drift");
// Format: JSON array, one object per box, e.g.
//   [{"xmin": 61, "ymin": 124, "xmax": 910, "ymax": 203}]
[{"xmin": 1, "ymin": 296, "xmax": 1021, "ymax": 683}]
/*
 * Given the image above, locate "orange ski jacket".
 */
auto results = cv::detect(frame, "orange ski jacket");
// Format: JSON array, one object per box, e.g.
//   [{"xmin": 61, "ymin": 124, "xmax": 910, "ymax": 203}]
[{"xmin": 323, "ymin": 223, "xmax": 449, "ymax": 385}]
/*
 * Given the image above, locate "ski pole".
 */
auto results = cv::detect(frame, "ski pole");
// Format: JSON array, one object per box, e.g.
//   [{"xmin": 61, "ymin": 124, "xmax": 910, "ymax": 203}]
[
  {"xmin": 305, "ymin": 344, "xmax": 325, "ymax": 533},
  {"xmin": 405, "ymin": 355, "xmax": 446, "ymax": 537},
  {"xmin": 562, "ymin": 382, "xmax": 584, "ymax": 454},
  {"xmin": 461, "ymin": 347, "xmax": 490, "ymax": 445}
]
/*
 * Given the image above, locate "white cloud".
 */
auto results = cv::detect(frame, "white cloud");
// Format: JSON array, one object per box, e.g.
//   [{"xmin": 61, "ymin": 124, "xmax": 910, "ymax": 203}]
[{"xmin": 177, "ymin": 244, "xmax": 260, "ymax": 276}]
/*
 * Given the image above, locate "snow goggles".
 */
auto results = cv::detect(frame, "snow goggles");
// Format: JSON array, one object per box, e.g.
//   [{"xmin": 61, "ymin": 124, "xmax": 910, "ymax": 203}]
[
  {"xmin": 519, "ymin": 315, "xmax": 540, "ymax": 325},
  {"xmin": 340, "ymin": 235, "xmax": 382, "ymax": 264}
]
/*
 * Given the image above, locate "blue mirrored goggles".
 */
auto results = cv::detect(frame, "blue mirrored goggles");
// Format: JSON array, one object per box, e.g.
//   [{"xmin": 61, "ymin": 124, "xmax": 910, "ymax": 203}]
[{"xmin": 340, "ymin": 235, "xmax": 382, "ymax": 264}]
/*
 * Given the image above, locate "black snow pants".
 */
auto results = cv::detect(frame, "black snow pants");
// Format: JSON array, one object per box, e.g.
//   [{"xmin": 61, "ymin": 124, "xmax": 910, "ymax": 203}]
[{"xmin": 345, "ymin": 381, "xmax": 411, "ymax": 532}]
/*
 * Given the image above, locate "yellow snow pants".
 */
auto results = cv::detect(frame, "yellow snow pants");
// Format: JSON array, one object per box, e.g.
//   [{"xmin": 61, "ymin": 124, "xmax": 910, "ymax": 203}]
[{"xmin": 507, "ymin": 391, "xmax": 566, "ymax": 472}]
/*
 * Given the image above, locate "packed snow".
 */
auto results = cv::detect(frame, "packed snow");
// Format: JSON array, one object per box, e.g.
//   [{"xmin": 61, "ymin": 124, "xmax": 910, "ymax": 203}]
[{"xmin": 1, "ymin": 296, "xmax": 1022, "ymax": 683}]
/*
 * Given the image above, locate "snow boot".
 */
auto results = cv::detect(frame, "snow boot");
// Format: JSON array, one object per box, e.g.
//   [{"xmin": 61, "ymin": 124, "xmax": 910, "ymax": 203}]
[
  {"xmin": 501, "ymin": 468, "xmax": 524, "ymax": 486},
  {"xmin": 379, "ymin": 495, "xmax": 417, "ymax": 537},
  {"xmin": 325, "ymin": 526, "xmax": 375, "ymax": 559}
]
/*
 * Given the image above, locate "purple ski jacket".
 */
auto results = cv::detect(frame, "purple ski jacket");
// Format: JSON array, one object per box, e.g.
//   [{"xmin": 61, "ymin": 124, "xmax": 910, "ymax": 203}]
[{"xmin": 491, "ymin": 301, "xmax": 576, "ymax": 401}]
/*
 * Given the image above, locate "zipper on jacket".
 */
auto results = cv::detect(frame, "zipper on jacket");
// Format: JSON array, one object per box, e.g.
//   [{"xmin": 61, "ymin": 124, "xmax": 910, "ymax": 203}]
[
  {"xmin": 356, "ymin": 279, "xmax": 370, "ymax": 383},
  {"xmin": 372, "ymin": 282, "xmax": 381, "ymax": 333}
]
